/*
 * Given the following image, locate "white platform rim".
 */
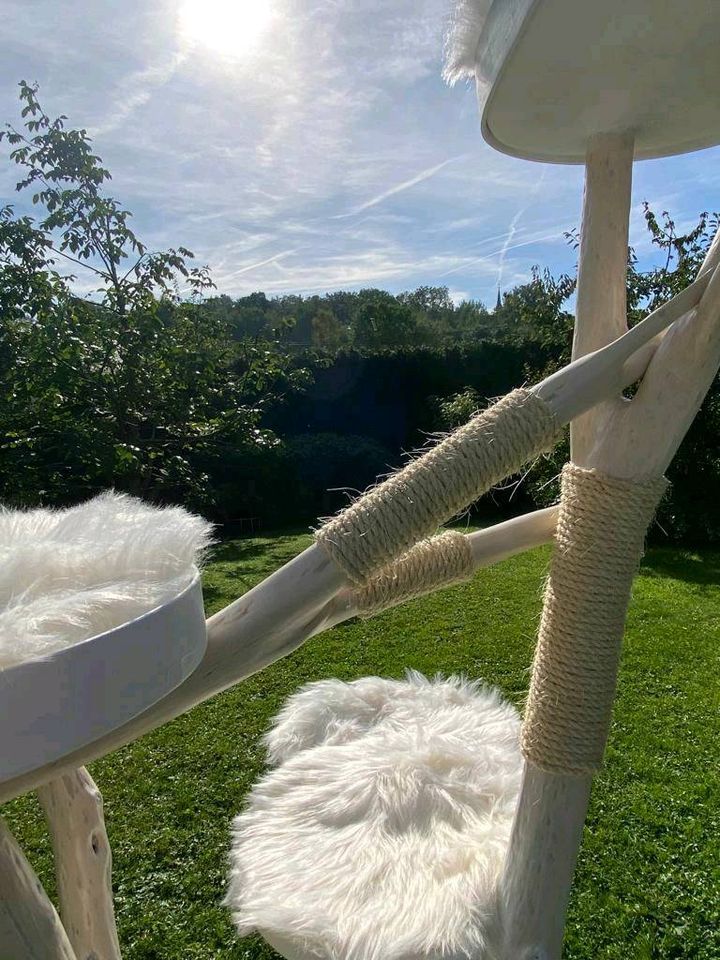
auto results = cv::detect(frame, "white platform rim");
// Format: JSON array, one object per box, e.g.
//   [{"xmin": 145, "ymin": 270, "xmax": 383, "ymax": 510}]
[
  {"xmin": 481, "ymin": 94, "xmax": 720, "ymax": 167},
  {"xmin": 0, "ymin": 566, "xmax": 203, "ymax": 673},
  {"xmin": 0, "ymin": 567, "xmax": 207, "ymax": 784},
  {"xmin": 475, "ymin": 0, "xmax": 720, "ymax": 164}
]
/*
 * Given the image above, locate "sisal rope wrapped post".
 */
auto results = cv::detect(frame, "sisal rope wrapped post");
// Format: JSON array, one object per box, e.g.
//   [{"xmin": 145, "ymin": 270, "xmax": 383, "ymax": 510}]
[
  {"xmin": 351, "ymin": 530, "xmax": 475, "ymax": 617},
  {"xmin": 521, "ymin": 463, "xmax": 668, "ymax": 775},
  {"xmin": 316, "ymin": 388, "xmax": 561, "ymax": 584}
]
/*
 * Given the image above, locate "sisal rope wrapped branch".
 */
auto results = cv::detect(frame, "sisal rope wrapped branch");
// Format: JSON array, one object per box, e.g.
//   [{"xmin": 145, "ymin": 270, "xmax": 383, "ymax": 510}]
[
  {"xmin": 316, "ymin": 388, "xmax": 561, "ymax": 584},
  {"xmin": 521, "ymin": 463, "xmax": 668, "ymax": 775},
  {"xmin": 351, "ymin": 530, "xmax": 475, "ymax": 617}
]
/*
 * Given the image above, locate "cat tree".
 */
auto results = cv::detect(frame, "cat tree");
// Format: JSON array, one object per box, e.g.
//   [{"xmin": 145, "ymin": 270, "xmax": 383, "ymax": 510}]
[{"xmin": 1, "ymin": 1, "xmax": 720, "ymax": 958}]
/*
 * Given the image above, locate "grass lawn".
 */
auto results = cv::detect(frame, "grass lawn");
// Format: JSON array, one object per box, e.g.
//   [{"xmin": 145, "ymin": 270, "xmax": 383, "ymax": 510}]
[{"xmin": 3, "ymin": 529, "xmax": 719, "ymax": 959}]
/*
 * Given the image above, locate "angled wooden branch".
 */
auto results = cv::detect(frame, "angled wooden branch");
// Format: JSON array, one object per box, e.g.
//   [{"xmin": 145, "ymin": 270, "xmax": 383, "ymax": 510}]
[
  {"xmin": 0, "ymin": 257, "xmax": 709, "ymax": 807},
  {"xmin": 589, "ymin": 237, "xmax": 720, "ymax": 478},
  {"xmin": 37, "ymin": 769, "xmax": 122, "ymax": 960},
  {"xmin": 0, "ymin": 506, "xmax": 558, "ymax": 804}
]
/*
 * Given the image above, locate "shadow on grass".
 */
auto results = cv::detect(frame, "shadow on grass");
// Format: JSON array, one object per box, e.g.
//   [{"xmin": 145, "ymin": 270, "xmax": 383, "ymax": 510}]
[
  {"xmin": 207, "ymin": 538, "xmax": 270, "ymax": 565},
  {"xmin": 200, "ymin": 582, "xmax": 230, "ymax": 610},
  {"xmin": 208, "ymin": 529, "xmax": 311, "ymax": 565},
  {"xmin": 642, "ymin": 546, "xmax": 720, "ymax": 586}
]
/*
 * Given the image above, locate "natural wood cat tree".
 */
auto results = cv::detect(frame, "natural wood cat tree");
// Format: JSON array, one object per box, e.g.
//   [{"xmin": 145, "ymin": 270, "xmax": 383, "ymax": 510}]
[{"xmin": 2, "ymin": 1, "xmax": 720, "ymax": 957}]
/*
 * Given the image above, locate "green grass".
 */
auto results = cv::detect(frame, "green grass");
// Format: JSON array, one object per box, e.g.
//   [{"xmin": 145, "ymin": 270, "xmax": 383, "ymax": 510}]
[{"xmin": 3, "ymin": 530, "xmax": 719, "ymax": 959}]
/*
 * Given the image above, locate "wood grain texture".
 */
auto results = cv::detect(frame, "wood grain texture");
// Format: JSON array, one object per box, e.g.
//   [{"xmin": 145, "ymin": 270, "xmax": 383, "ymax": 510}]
[
  {"xmin": 500, "ymin": 132, "xmax": 720, "ymax": 959},
  {"xmin": 0, "ymin": 817, "xmax": 77, "ymax": 960},
  {"xmin": 37, "ymin": 769, "xmax": 122, "ymax": 960},
  {"xmin": 0, "ymin": 509, "xmax": 559, "ymax": 803},
  {"xmin": 499, "ymin": 131, "xmax": 635, "ymax": 959}
]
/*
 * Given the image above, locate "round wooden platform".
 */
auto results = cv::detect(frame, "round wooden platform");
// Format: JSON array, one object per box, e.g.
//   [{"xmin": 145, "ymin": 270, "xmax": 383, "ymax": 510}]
[
  {"xmin": 473, "ymin": 0, "xmax": 720, "ymax": 162},
  {"xmin": 0, "ymin": 571, "xmax": 207, "ymax": 783}
]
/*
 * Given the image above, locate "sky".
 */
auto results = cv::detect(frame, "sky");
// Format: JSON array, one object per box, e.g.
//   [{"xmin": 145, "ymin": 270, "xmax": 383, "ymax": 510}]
[{"xmin": 2, "ymin": 0, "xmax": 720, "ymax": 306}]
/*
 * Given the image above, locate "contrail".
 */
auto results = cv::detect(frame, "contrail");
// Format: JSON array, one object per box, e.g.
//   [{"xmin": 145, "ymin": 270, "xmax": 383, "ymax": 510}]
[
  {"xmin": 223, "ymin": 249, "xmax": 297, "ymax": 280},
  {"xmin": 92, "ymin": 49, "xmax": 188, "ymax": 137},
  {"xmin": 496, "ymin": 167, "xmax": 549, "ymax": 289},
  {"xmin": 335, "ymin": 156, "xmax": 465, "ymax": 218},
  {"xmin": 438, "ymin": 229, "xmax": 563, "ymax": 279}
]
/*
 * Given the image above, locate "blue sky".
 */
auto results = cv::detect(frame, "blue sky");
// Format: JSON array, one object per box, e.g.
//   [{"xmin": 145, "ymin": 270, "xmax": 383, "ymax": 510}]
[{"xmin": 3, "ymin": 0, "xmax": 720, "ymax": 307}]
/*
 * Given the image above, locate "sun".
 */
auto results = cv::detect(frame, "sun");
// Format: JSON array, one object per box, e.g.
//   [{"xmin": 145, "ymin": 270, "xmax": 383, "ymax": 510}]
[{"xmin": 178, "ymin": 0, "xmax": 275, "ymax": 57}]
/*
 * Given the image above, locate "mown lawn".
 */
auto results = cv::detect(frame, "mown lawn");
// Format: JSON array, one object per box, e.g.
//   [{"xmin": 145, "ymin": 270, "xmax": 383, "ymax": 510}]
[{"xmin": 3, "ymin": 530, "xmax": 719, "ymax": 959}]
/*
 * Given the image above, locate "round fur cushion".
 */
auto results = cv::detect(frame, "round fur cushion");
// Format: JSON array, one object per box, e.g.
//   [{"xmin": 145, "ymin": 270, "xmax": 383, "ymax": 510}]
[{"xmin": 226, "ymin": 673, "xmax": 522, "ymax": 960}]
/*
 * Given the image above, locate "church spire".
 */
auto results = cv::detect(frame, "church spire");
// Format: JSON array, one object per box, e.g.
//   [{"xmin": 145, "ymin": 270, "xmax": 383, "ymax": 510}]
[{"xmin": 495, "ymin": 286, "xmax": 502, "ymax": 312}]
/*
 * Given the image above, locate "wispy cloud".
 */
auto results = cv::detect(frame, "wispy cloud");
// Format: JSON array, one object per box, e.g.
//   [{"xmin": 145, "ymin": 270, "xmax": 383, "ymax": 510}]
[
  {"xmin": 439, "ymin": 229, "xmax": 566, "ymax": 279},
  {"xmin": 219, "ymin": 249, "xmax": 298, "ymax": 282},
  {"xmin": 334, "ymin": 155, "xmax": 465, "ymax": 218},
  {"xmin": 90, "ymin": 49, "xmax": 188, "ymax": 137},
  {"xmin": 496, "ymin": 168, "xmax": 548, "ymax": 288}
]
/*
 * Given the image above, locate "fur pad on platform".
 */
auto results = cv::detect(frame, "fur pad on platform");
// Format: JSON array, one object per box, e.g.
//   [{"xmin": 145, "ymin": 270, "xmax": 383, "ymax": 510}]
[
  {"xmin": 227, "ymin": 672, "xmax": 522, "ymax": 960},
  {"xmin": 443, "ymin": 0, "xmax": 494, "ymax": 85},
  {"xmin": 0, "ymin": 491, "xmax": 213, "ymax": 669}
]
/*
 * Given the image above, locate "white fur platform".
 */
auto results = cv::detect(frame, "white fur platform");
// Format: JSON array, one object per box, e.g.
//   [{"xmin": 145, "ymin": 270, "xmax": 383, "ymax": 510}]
[
  {"xmin": 227, "ymin": 673, "xmax": 522, "ymax": 960},
  {"xmin": 0, "ymin": 492, "xmax": 213, "ymax": 669},
  {"xmin": 444, "ymin": 0, "xmax": 493, "ymax": 85}
]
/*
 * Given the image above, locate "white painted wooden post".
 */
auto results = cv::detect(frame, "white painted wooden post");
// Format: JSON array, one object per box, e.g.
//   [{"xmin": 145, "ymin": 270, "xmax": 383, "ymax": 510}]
[
  {"xmin": 0, "ymin": 817, "xmax": 78, "ymax": 960},
  {"xmin": 498, "ymin": 131, "xmax": 636, "ymax": 960},
  {"xmin": 571, "ymin": 131, "xmax": 635, "ymax": 462},
  {"xmin": 36, "ymin": 768, "xmax": 122, "ymax": 960}
]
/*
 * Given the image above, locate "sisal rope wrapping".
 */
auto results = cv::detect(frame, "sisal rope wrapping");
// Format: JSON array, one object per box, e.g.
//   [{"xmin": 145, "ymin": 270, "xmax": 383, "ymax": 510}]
[
  {"xmin": 352, "ymin": 530, "xmax": 475, "ymax": 617},
  {"xmin": 316, "ymin": 388, "xmax": 561, "ymax": 584},
  {"xmin": 521, "ymin": 463, "xmax": 668, "ymax": 776}
]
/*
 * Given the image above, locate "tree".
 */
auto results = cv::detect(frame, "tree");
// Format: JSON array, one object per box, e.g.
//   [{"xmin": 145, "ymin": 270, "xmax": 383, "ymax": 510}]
[
  {"xmin": 398, "ymin": 285, "xmax": 454, "ymax": 317},
  {"xmin": 429, "ymin": 387, "xmax": 481, "ymax": 431},
  {"xmin": 627, "ymin": 204, "xmax": 718, "ymax": 319},
  {"xmin": 0, "ymin": 81, "xmax": 306, "ymax": 511},
  {"xmin": 352, "ymin": 289, "xmax": 418, "ymax": 350},
  {"xmin": 495, "ymin": 267, "xmax": 575, "ymax": 355},
  {"xmin": 311, "ymin": 306, "xmax": 349, "ymax": 352},
  {"xmin": 451, "ymin": 298, "xmax": 494, "ymax": 341},
  {"xmin": 0, "ymin": 82, "xmax": 214, "ymax": 312}
]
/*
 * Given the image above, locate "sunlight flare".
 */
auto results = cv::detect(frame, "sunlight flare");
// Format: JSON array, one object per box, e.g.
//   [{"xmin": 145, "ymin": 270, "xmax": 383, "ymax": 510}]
[{"xmin": 178, "ymin": 0, "xmax": 275, "ymax": 57}]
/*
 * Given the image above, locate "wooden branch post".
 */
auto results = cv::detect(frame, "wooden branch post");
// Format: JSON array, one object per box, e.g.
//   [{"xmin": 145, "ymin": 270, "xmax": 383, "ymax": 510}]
[
  {"xmin": 498, "ymin": 131, "xmax": 636, "ymax": 960},
  {"xmin": 36, "ymin": 768, "xmax": 122, "ymax": 960},
  {"xmin": 0, "ymin": 817, "xmax": 77, "ymax": 960},
  {"xmin": 571, "ymin": 132, "xmax": 635, "ymax": 462}
]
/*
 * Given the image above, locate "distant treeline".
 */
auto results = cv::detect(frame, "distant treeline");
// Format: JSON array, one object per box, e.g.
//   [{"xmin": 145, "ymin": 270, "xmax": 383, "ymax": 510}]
[{"xmin": 201, "ymin": 275, "xmax": 572, "ymax": 354}]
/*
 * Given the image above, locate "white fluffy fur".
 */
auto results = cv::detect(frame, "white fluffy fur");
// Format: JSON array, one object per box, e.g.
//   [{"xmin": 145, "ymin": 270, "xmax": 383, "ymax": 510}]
[
  {"xmin": 444, "ymin": 0, "xmax": 494, "ymax": 84},
  {"xmin": 0, "ymin": 491, "xmax": 213, "ymax": 669},
  {"xmin": 227, "ymin": 673, "xmax": 522, "ymax": 960}
]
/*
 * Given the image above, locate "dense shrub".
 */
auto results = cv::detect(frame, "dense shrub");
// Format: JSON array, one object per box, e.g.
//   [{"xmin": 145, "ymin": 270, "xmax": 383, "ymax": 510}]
[{"xmin": 205, "ymin": 433, "xmax": 393, "ymax": 528}]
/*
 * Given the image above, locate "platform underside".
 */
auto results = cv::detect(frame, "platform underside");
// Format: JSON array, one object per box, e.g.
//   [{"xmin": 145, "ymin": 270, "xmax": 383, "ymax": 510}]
[{"xmin": 475, "ymin": 0, "xmax": 720, "ymax": 162}]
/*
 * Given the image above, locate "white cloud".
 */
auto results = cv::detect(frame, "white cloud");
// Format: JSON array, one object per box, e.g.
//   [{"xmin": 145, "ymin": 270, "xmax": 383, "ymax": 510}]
[{"xmin": 448, "ymin": 287, "xmax": 470, "ymax": 304}]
